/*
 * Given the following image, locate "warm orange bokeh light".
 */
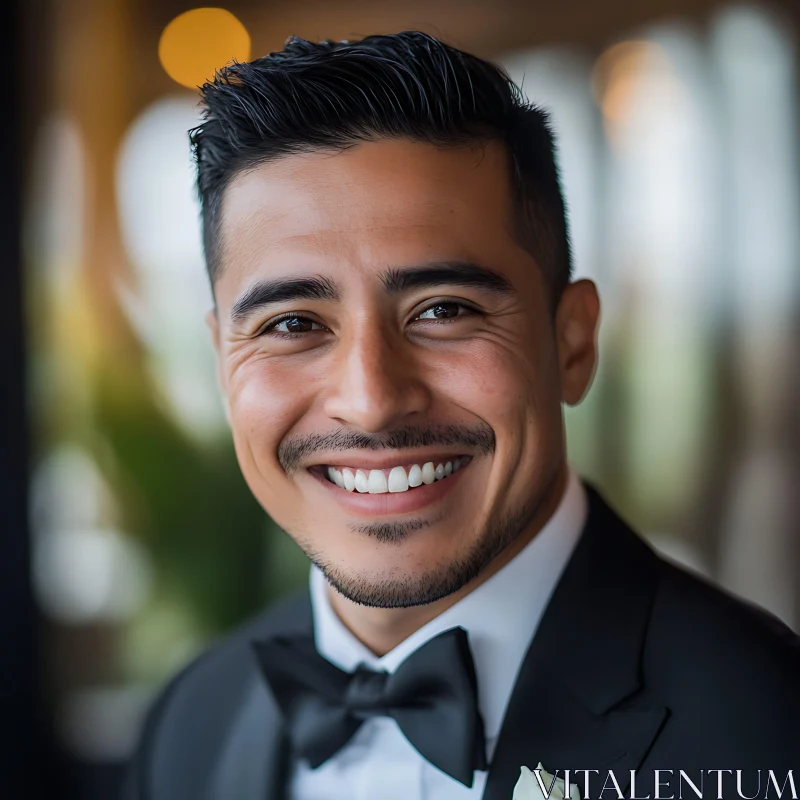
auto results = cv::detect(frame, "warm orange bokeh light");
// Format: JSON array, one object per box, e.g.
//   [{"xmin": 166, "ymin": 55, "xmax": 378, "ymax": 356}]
[
  {"xmin": 158, "ymin": 8, "xmax": 251, "ymax": 89},
  {"xmin": 591, "ymin": 40, "xmax": 682, "ymax": 147},
  {"xmin": 592, "ymin": 41, "xmax": 656, "ymax": 123}
]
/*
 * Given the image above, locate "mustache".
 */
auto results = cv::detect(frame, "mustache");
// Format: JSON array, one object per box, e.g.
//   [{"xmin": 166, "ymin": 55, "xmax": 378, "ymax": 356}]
[{"xmin": 278, "ymin": 422, "xmax": 495, "ymax": 474}]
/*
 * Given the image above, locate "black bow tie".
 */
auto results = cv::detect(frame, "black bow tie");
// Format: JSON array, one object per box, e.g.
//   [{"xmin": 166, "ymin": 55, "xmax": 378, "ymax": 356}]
[{"xmin": 253, "ymin": 625, "xmax": 488, "ymax": 787}]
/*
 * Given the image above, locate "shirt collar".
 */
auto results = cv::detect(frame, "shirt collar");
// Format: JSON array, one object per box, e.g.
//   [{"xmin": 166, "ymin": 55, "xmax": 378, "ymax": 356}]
[{"xmin": 310, "ymin": 467, "xmax": 588, "ymax": 754}]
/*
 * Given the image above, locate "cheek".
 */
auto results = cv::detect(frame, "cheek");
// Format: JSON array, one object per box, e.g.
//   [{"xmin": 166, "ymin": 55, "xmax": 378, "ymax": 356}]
[
  {"xmin": 425, "ymin": 335, "xmax": 563, "ymax": 496},
  {"xmin": 427, "ymin": 334, "xmax": 558, "ymax": 427},
  {"xmin": 226, "ymin": 358, "xmax": 314, "ymax": 466},
  {"xmin": 224, "ymin": 360, "xmax": 321, "ymax": 532}
]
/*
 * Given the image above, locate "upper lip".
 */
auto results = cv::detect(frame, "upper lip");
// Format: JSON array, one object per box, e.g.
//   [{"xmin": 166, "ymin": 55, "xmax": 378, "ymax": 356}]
[{"xmin": 306, "ymin": 452, "xmax": 471, "ymax": 470}]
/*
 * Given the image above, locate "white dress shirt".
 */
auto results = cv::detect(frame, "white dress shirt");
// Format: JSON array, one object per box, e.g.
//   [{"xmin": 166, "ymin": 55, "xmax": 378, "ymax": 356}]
[{"xmin": 290, "ymin": 469, "xmax": 588, "ymax": 800}]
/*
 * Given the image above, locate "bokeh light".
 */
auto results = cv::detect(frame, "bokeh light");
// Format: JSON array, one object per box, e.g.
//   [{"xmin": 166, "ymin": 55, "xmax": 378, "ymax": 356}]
[
  {"xmin": 592, "ymin": 42, "xmax": 665, "ymax": 130},
  {"xmin": 115, "ymin": 95, "xmax": 224, "ymax": 440},
  {"xmin": 158, "ymin": 7, "xmax": 251, "ymax": 89}
]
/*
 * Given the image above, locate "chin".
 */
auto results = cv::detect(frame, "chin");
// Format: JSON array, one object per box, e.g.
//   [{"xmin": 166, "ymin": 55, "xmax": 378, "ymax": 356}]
[
  {"xmin": 320, "ymin": 566, "xmax": 466, "ymax": 609},
  {"xmin": 314, "ymin": 529, "xmax": 500, "ymax": 609}
]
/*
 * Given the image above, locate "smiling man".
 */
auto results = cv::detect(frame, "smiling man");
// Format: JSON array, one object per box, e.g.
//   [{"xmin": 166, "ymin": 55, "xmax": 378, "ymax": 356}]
[
  {"xmin": 211, "ymin": 130, "xmax": 589, "ymax": 625},
  {"xmin": 126, "ymin": 32, "xmax": 800, "ymax": 800}
]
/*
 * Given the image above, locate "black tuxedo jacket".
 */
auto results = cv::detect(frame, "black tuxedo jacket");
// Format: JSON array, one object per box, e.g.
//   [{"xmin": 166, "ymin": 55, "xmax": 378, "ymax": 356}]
[{"xmin": 125, "ymin": 486, "xmax": 800, "ymax": 799}]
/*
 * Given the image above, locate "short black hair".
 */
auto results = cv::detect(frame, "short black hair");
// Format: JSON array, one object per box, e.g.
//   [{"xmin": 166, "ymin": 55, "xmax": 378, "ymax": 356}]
[{"xmin": 190, "ymin": 31, "xmax": 573, "ymax": 302}]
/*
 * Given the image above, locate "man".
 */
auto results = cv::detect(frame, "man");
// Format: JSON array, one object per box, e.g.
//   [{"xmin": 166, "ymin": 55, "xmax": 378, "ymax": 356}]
[{"xmin": 126, "ymin": 31, "xmax": 800, "ymax": 800}]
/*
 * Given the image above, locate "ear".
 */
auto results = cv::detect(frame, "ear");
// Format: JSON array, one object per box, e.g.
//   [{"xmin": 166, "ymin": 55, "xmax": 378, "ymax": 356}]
[
  {"xmin": 554, "ymin": 279, "xmax": 601, "ymax": 406},
  {"xmin": 205, "ymin": 308, "xmax": 231, "ymax": 425}
]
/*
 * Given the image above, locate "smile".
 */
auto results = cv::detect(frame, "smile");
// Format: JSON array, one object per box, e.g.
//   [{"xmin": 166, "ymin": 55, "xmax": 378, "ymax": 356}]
[
  {"xmin": 307, "ymin": 455, "xmax": 472, "ymax": 517},
  {"xmin": 323, "ymin": 458, "xmax": 470, "ymax": 494}
]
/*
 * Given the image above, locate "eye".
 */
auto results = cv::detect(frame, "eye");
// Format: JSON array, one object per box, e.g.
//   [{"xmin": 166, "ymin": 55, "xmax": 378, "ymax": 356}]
[
  {"xmin": 261, "ymin": 315, "xmax": 327, "ymax": 337},
  {"xmin": 414, "ymin": 301, "xmax": 473, "ymax": 322}
]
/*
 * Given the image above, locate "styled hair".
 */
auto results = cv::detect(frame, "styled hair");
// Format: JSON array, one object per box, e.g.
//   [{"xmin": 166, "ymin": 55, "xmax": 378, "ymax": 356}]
[{"xmin": 189, "ymin": 31, "xmax": 573, "ymax": 301}]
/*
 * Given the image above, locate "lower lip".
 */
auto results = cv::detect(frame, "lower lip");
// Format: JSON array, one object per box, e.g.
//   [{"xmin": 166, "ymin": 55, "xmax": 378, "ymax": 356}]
[{"xmin": 308, "ymin": 461, "xmax": 471, "ymax": 517}]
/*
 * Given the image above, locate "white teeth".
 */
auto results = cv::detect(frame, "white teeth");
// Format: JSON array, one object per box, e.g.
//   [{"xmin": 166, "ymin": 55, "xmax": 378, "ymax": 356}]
[
  {"xmin": 368, "ymin": 469, "xmax": 389, "ymax": 494},
  {"xmin": 388, "ymin": 466, "xmax": 409, "ymax": 493},
  {"xmin": 327, "ymin": 459, "xmax": 467, "ymax": 492}
]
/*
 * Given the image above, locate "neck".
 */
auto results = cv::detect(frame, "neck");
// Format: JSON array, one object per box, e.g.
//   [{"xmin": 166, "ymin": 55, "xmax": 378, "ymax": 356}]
[{"xmin": 327, "ymin": 465, "xmax": 570, "ymax": 657}]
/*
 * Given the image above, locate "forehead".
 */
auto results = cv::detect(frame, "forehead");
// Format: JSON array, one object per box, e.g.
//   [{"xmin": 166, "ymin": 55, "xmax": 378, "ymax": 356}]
[{"xmin": 216, "ymin": 138, "xmax": 519, "ymax": 293}]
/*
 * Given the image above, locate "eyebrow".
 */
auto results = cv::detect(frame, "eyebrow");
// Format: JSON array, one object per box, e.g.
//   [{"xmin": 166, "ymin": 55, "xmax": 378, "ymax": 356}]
[
  {"xmin": 229, "ymin": 260, "xmax": 515, "ymax": 324},
  {"xmin": 230, "ymin": 276, "xmax": 339, "ymax": 323},
  {"xmin": 380, "ymin": 261, "xmax": 515, "ymax": 296}
]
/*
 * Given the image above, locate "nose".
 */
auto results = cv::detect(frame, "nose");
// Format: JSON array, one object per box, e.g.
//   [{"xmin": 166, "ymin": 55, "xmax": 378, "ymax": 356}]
[{"xmin": 322, "ymin": 319, "xmax": 431, "ymax": 433}]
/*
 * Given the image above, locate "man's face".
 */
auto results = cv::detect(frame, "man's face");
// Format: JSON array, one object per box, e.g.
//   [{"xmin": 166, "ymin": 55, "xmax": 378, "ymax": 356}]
[{"xmin": 208, "ymin": 138, "xmax": 599, "ymax": 607}]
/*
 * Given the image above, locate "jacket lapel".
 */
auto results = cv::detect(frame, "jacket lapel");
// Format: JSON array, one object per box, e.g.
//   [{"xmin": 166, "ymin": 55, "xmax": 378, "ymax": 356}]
[
  {"xmin": 207, "ymin": 593, "xmax": 313, "ymax": 800},
  {"xmin": 482, "ymin": 485, "xmax": 669, "ymax": 800},
  {"xmin": 206, "ymin": 673, "xmax": 290, "ymax": 800}
]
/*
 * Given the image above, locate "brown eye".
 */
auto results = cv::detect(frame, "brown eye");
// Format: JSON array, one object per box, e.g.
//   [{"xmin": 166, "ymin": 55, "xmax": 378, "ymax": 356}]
[
  {"xmin": 263, "ymin": 315, "xmax": 325, "ymax": 336},
  {"xmin": 417, "ymin": 302, "xmax": 465, "ymax": 321},
  {"xmin": 284, "ymin": 317, "xmax": 314, "ymax": 333}
]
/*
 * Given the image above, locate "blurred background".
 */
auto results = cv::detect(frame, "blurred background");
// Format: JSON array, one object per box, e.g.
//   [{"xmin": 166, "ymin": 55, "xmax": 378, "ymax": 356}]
[{"xmin": 3, "ymin": 0, "xmax": 799, "ymax": 796}]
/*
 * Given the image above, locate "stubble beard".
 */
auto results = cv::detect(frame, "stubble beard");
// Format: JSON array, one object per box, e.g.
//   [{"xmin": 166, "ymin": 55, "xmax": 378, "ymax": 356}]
[{"xmin": 297, "ymin": 470, "xmax": 560, "ymax": 608}]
